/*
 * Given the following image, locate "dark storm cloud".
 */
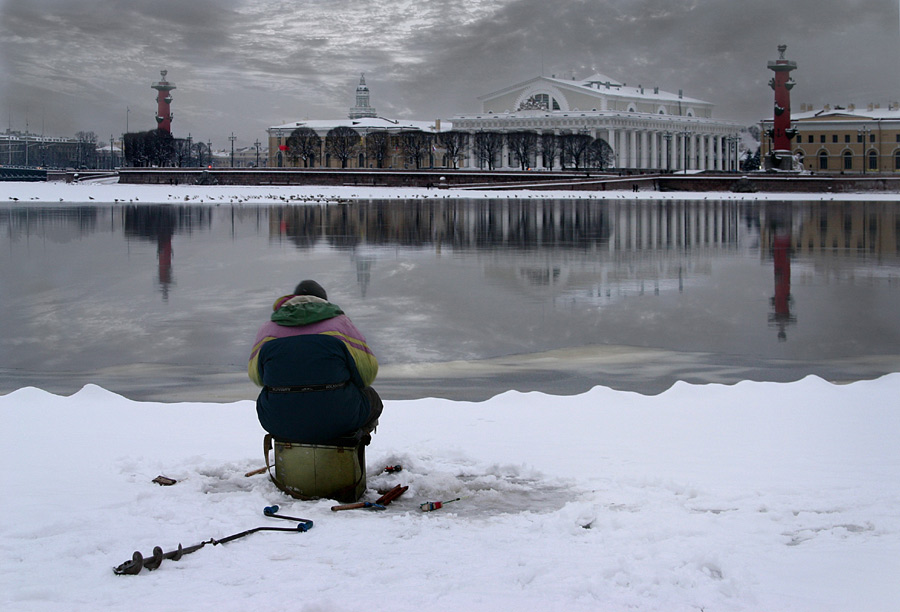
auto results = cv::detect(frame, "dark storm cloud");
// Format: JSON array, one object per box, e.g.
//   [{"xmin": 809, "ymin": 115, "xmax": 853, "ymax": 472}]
[
  {"xmin": 392, "ymin": 0, "xmax": 898, "ymax": 121},
  {"xmin": 1, "ymin": 0, "xmax": 896, "ymax": 145}
]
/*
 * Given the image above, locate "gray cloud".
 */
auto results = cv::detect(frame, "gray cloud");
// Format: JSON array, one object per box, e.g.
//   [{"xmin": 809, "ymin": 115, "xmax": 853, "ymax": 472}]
[{"xmin": 1, "ymin": 0, "xmax": 897, "ymax": 146}]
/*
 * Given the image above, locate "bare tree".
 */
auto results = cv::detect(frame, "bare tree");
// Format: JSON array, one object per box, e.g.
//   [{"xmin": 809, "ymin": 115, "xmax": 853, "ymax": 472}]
[
  {"xmin": 586, "ymin": 138, "xmax": 615, "ymax": 169},
  {"xmin": 325, "ymin": 126, "xmax": 359, "ymax": 168},
  {"xmin": 473, "ymin": 131, "xmax": 503, "ymax": 170},
  {"xmin": 174, "ymin": 138, "xmax": 193, "ymax": 167},
  {"xmin": 506, "ymin": 130, "xmax": 538, "ymax": 170},
  {"xmin": 123, "ymin": 129, "xmax": 175, "ymax": 167},
  {"xmin": 559, "ymin": 132, "xmax": 593, "ymax": 169},
  {"xmin": 193, "ymin": 141, "xmax": 210, "ymax": 167},
  {"xmin": 397, "ymin": 130, "xmax": 432, "ymax": 169},
  {"xmin": 540, "ymin": 132, "xmax": 559, "ymax": 171},
  {"xmin": 287, "ymin": 127, "xmax": 321, "ymax": 167},
  {"xmin": 75, "ymin": 131, "xmax": 98, "ymax": 168},
  {"xmin": 365, "ymin": 130, "xmax": 390, "ymax": 168},
  {"xmin": 436, "ymin": 130, "xmax": 468, "ymax": 168}
]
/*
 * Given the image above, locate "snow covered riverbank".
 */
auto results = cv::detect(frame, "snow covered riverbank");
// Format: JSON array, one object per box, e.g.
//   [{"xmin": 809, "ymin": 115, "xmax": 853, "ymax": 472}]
[
  {"xmin": 3, "ymin": 179, "xmax": 900, "ymax": 204},
  {"xmin": 2, "ymin": 375, "xmax": 899, "ymax": 612}
]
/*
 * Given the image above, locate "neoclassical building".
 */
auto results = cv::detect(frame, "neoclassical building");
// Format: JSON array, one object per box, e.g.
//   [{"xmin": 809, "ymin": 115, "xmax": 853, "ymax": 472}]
[
  {"xmin": 268, "ymin": 72, "xmax": 741, "ymax": 171},
  {"xmin": 267, "ymin": 74, "xmax": 447, "ymax": 168},
  {"xmin": 761, "ymin": 103, "xmax": 900, "ymax": 173},
  {"xmin": 451, "ymin": 73, "xmax": 741, "ymax": 171}
]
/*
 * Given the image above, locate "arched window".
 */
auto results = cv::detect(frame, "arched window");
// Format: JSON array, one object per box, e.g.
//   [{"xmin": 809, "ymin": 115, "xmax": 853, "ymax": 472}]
[
  {"xmin": 525, "ymin": 93, "xmax": 560, "ymax": 111},
  {"xmin": 819, "ymin": 151, "xmax": 828, "ymax": 170},
  {"xmin": 843, "ymin": 150, "xmax": 853, "ymax": 170},
  {"xmin": 868, "ymin": 150, "xmax": 878, "ymax": 171},
  {"xmin": 895, "ymin": 150, "xmax": 900, "ymax": 170}
]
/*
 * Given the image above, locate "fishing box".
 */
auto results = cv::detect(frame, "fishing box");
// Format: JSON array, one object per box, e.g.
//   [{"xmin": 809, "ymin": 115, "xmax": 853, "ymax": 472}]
[{"xmin": 263, "ymin": 431, "xmax": 369, "ymax": 503}]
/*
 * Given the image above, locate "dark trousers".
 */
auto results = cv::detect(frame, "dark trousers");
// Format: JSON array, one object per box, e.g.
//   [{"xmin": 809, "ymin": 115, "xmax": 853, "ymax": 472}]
[{"xmin": 361, "ymin": 387, "xmax": 383, "ymax": 433}]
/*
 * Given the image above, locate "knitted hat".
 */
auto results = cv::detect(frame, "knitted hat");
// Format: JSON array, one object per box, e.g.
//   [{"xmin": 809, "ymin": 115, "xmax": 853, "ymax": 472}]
[{"xmin": 293, "ymin": 279, "xmax": 327, "ymax": 301}]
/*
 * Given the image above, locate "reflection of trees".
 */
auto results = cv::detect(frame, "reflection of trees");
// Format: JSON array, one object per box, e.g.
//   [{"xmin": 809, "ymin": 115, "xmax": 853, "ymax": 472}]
[
  {"xmin": 269, "ymin": 206, "xmax": 326, "ymax": 249},
  {"xmin": 267, "ymin": 200, "xmax": 899, "ymax": 259},
  {"xmin": 0, "ymin": 207, "xmax": 99, "ymax": 239}
]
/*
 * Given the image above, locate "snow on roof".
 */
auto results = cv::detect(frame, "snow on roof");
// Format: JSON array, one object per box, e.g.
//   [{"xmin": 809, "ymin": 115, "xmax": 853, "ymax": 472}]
[
  {"xmin": 269, "ymin": 117, "xmax": 447, "ymax": 133},
  {"xmin": 480, "ymin": 73, "xmax": 710, "ymax": 106},
  {"xmin": 581, "ymin": 73, "xmax": 622, "ymax": 87},
  {"xmin": 790, "ymin": 106, "xmax": 900, "ymax": 121}
]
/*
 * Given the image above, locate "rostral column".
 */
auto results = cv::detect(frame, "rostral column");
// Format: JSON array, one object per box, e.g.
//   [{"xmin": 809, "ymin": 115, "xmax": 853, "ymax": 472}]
[
  {"xmin": 151, "ymin": 70, "xmax": 176, "ymax": 133},
  {"xmin": 766, "ymin": 45, "xmax": 797, "ymax": 168}
]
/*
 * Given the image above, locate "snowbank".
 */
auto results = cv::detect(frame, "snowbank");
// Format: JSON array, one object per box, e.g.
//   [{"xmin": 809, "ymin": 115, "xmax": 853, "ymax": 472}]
[
  {"xmin": 3, "ymin": 179, "xmax": 900, "ymax": 204},
  {"xmin": 2, "ymin": 375, "xmax": 899, "ymax": 611}
]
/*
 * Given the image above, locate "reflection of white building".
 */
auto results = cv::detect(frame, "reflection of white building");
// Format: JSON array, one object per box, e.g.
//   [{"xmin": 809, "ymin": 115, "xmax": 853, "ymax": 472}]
[{"xmin": 451, "ymin": 73, "xmax": 741, "ymax": 171}]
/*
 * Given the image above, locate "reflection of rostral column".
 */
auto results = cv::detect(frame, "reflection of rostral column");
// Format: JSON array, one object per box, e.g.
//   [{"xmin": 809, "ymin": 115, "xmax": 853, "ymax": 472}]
[
  {"xmin": 157, "ymin": 234, "xmax": 174, "ymax": 302},
  {"xmin": 151, "ymin": 70, "xmax": 176, "ymax": 133},
  {"xmin": 766, "ymin": 45, "xmax": 797, "ymax": 168},
  {"xmin": 768, "ymin": 211, "xmax": 796, "ymax": 341}
]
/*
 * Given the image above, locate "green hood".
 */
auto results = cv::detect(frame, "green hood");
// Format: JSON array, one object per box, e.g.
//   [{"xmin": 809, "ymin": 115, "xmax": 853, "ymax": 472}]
[{"xmin": 271, "ymin": 301, "xmax": 344, "ymax": 327}]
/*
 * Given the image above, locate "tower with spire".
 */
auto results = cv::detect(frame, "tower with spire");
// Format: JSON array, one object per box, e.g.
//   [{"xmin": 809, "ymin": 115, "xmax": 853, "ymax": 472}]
[{"xmin": 349, "ymin": 73, "xmax": 377, "ymax": 119}]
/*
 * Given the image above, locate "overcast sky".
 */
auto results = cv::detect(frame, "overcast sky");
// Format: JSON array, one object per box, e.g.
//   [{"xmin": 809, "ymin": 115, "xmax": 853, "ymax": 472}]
[{"xmin": 1, "ymin": 0, "xmax": 898, "ymax": 147}]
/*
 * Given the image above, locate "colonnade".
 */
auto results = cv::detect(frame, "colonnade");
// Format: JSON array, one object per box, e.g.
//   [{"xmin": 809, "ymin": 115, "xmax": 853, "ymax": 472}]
[{"xmin": 463, "ymin": 125, "xmax": 740, "ymax": 172}]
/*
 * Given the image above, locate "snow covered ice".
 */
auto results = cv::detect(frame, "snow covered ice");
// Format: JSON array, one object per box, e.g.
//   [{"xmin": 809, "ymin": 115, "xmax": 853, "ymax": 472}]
[
  {"xmin": 2, "ymin": 180, "xmax": 899, "ymax": 610},
  {"xmin": 2, "ymin": 376, "xmax": 899, "ymax": 612}
]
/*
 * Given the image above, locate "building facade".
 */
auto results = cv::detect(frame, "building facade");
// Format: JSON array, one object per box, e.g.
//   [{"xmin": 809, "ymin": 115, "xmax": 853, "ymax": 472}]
[
  {"xmin": 450, "ymin": 73, "xmax": 741, "ymax": 171},
  {"xmin": 761, "ymin": 104, "xmax": 900, "ymax": 173},
  {"xmin": 1, "ymin": 131, "xmax": 100, "ymax": 168},
  {"xmin": 267, "ymin": 117, "xmax": 446, "ymax": 169}
]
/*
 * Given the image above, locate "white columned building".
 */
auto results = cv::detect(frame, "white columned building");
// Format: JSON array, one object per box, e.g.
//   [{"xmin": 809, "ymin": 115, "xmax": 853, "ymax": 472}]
[{"xmin": 450, "ymin": 73, "xmax": 740, "ymax": 171}]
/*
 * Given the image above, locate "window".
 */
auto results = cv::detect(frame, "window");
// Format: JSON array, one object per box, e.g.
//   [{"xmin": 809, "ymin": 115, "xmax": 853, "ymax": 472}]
[
  {"xmin": 857, "ymin": 133, "xmax": 864, "ymax": 143},
  {"xmin": 895, "ymin": 151, "xmax": 900, "ymax": 170},
  {"xmin": 870, "ymin": 134, "xmax": 876, "ymax": 143},
  {"xmin": 808, "ymin": 135, "xmax": 814, "ymax": 143},
  {"xmin": 845, "ymin": 134, "xmax": 851, "ymax": 143},
  {"xmin": 820, "ymin": 135, "xmax": 826, "ymax": 143},
  {"xmin": 819, "ymin": 151, "xmax": 828, "ymax": 170},
  {"xmin": 843, "ymin": 151, "xmax": 853, "ymax": 170},
  {"xmin": 868, "ymin": 150, "xmax": 878, "ymax": 170},
  {"xmin": 832, "ymin": 135, "xmax": 838, "ymax": 143}
]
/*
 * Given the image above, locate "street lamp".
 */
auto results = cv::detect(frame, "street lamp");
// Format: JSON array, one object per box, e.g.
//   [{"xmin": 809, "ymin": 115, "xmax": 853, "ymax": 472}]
[{"xmin": 857, "ymin": 125, "xmax": 872, "ymax": 174}]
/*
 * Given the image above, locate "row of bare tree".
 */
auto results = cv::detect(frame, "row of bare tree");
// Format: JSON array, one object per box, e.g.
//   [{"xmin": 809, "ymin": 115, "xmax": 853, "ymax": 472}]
[
  {"xmin": 125, "ymin": 130, "xmax": 213, "ymax": 168},
  {"xmin": 282, "ymin": 127, "xmax": 615, "ymax": 171}
]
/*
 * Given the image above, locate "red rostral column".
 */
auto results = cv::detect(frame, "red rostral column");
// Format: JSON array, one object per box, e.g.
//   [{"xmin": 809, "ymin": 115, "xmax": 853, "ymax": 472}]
[
  {"xmin": 767, "ymin": 45, "xmax": 797, "ymax": 155},
  {"xmin": 151, "ymin": 70, "xmax": 176, "ymax": 133}
]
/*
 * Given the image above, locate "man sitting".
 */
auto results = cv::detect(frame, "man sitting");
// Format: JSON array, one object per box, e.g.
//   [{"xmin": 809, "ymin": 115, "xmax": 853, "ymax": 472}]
[{"xmin": 248, "ymin": 280, "xmax": 382, "ymax": 443}]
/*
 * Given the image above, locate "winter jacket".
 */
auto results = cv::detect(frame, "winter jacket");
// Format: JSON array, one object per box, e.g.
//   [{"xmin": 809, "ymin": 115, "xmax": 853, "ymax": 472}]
[{"xmin": 248, "ymin": 294, "xmax": 379, "ymax": 443}]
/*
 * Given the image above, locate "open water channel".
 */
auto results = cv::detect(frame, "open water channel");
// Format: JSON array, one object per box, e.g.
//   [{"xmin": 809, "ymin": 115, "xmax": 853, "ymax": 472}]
[{"xmin": 1, "ymin": 198, "xmax": 899, "ymax": 402}]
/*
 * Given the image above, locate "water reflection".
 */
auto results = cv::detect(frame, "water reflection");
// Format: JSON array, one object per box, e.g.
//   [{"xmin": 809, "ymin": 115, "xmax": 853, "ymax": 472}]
[
  {"xmin": 767, "ymin": 205, "xmax": 796, "ymax": 341},
  {"xmin": 122, "ymin": 206, "xmax": 213, "ymax": 301},
  {"xmin": 268, "ymin": 199, "xmax": 745, "ymax": 252},
  {"xmin": 1, "ymin": 198, "xmax": 898, "ymax": 400}
]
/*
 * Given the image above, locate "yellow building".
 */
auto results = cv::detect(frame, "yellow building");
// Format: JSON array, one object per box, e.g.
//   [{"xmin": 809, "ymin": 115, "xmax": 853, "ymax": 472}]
[
  {"xmin": 267, "ymin": 117, "xmax": 447, "ymax": 169},
  {"xmin": 761, "ymin": 104, "xmax": 900, "ymax": 173}
]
